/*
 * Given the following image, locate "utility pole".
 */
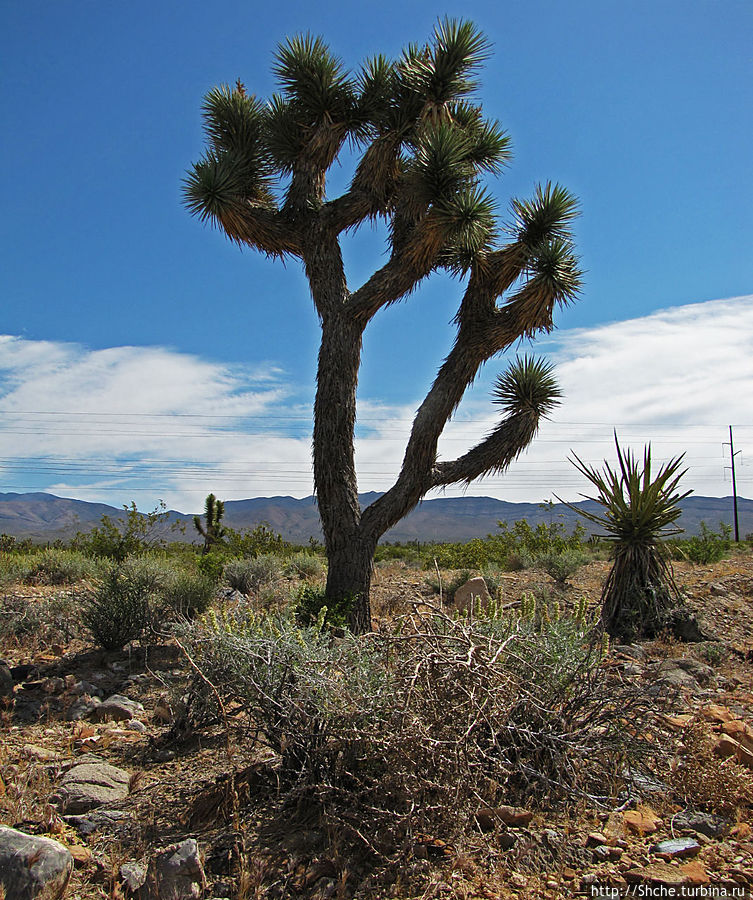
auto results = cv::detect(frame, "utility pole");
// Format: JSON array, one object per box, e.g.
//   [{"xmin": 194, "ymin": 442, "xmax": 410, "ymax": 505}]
[{"xmin": 724, "ymin": 426, "xmax": 741, "ymax": 542}]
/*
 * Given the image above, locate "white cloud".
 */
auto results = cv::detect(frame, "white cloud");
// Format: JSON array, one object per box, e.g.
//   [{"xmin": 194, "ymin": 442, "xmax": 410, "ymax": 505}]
[
  {"xmin": 432, "ymin": 294, "xmax": 753, "ymax": 502},
  {"xmin": 0, "ymin": 294, "xmax": 751, "ymax": 512}
]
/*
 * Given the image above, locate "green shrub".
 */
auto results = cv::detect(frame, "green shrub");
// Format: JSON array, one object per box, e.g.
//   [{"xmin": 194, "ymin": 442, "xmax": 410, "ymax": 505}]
[
  {"xmin": 675, "ymin": 522, "xmax": 732, "ymax": 565},
  {"xmin": 196, "ymin": 549, "xmax": 231, "ymax": 583},
  {"xmin": 23, "ymin": 548, "xmax": 98, "ymax": 585},
  {"xmin": 224, "ymin": 554, "xmax": 284, "ymax": 594},
  {"xmin": 374, "ymin": 542, "xmax": 423, "ymax": 565},
  {"xmin": 529, "ymin": 547, "xmax": 590, "ymax": 585},
  {"xmin": 83, "ymin": 557, "xmax": 170, "ymax": 650},
  {"xmin": 225, "ymin": 523, "xmax": 286, "ymax": 558},
  {"xmin": 165, "ymin": 571, "xmax": 216, "ymax": 619},
  {"xmin": 294, "ymin": 584, "xmax": 353, "ymax": 629},
  {"xmin": 284, "ymin": 551, "xmax": 326, "ymax": 579},
  {"xmin": 428, "ymin": 539, "xmax": 495, "ymax": 570},
  {"xmin": 0, "ymin": 554, "xmax": 31, "ymax": 590}
]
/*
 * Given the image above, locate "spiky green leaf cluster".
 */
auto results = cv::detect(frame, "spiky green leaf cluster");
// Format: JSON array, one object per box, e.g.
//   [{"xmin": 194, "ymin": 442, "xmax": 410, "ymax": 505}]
[
  {"xmin": 183, "ymin": 84, "xmax": 276, "ymax": 224},
  {"xmin": 184, "ymin": 19, "xmax": 581, "ymax": 282},
  {"xmin": 266, "ymin": 34, "xmax": 359, "ymax": 171},
  {"xmin": 568, "ymin": 436, "xmax": 691, "ymax": 548},
  {"xmin": 492, "ymin": 356, "xmax": 562, "ymax": 417}
]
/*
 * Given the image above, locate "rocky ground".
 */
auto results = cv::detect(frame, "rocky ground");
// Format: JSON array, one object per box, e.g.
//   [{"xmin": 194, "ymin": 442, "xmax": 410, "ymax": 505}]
[{"xmin": 2, "ymin": 553, "xmax": 753, "ymax": 899}]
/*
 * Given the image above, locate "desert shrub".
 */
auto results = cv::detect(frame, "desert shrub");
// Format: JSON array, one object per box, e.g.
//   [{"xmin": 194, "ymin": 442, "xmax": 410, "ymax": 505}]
[
  {"xmin": 428, "ymin": 539, "xmax": 496, "ymax": 570},
  {"xmin": 164, "ymin": 571, "xmax": 216, "ymax": 619},
  {"xmin": 424, "ymin": 569, "xmax": 472, "ymax": 601},
  {"xmin": 180, "ymin": 599, "xmax": 656, "ymax": 852},
  {"xmin": 669, "ymin": 720, "xmax": 753, "ymax": 815},
  {"xmin": 23, "ymin": 548, "xmax": 99, "ymax": 585},
  {"xmin": 528, "ymin": 546, "xmax": 590, "ymax": 585},
  {"xmin": 480, "ymin": 566, "xmax": 506, "ymax": 599},
  {"xmin": 0, "ymin": 554, "xmax": 31, "ymax": 590},
  {"xmin": 225, "ymin": 523, "xmax": 286, "ymax": 558},
  {"xmin": 374, "ymin": 542, "xmax": 423, "ymax": 565},
  {"xmin": 224, "ymin": 554, "xmax": 284, "ymax": 594},
  {"xmin": 196, "ymin": 549, "xmax": 231, "ymax": 583},
  {"xmin": 285, "ymin": 551, "xmax": 326, "ymax": 579},
  {"xmin": 74, "ymin": 501, "xmax": 177, "ymax": 561},
  {"xmin": 0, "ymin": 592, "xmax": 85, "ymax": 648},
  {"xmin": 83, "ymin": 557, "xmax": 171, "ymax": 650},
  {"xmin": 673, "ymin": 522, "xmax": 732, "ymax": 565},
  {"xmin": 294, "ymin": 585, "xmax": 353, "ymax": 629}
]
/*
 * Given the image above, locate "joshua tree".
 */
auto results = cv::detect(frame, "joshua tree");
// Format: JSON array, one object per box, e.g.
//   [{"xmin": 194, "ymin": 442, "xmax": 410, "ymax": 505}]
[
  {"xmin": 194, "ymin": 493, "xmax": 227, "ymax": 555},
  {"xmin": 565, "ymin": 437, "xmax": 691, "ymax": 641},
  {"xmin": 184, "ymin": 20, "xmax": 581, "ymax": 632}
]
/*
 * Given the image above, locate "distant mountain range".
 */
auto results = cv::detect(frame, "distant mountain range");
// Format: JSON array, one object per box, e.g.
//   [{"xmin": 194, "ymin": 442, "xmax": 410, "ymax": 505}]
[{"xmin": 0, "ymin": 491, "xmax": 748, "ymax": 544}]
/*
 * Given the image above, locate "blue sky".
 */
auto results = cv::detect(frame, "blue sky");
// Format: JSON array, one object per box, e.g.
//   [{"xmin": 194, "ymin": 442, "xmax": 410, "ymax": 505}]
[{"xmin": 1, "ymin": 1, "xmax": 752, "ymax": 512}]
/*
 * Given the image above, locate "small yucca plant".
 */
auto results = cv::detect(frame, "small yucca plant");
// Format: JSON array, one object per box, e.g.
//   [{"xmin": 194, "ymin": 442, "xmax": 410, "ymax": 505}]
[{"xmin": 564, "ymin": 434, "xmax": 690, "ymax": 641}]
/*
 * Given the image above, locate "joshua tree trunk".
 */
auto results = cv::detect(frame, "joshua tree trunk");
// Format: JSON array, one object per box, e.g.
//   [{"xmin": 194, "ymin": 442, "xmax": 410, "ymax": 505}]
[
  {"xmin": 185, "ymin": 21, "xmax": 582, "ymax": 633},
  {"xmin": 324, "ymin": 536, "xmax": 378, "ymax": 633}
]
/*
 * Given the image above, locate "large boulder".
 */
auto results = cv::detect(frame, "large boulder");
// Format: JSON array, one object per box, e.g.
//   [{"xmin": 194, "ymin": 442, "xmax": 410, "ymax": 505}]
[
  {"xmin": 0, "ymin": 826, "xmax": 73, "ymax": 900},
  {"xmin": 51, "ymin": 759, "xmax": 131, "ymax": 814},
  {"xmin": 451, "ymin": 577, "xmax": 490, "ymax": 614}
]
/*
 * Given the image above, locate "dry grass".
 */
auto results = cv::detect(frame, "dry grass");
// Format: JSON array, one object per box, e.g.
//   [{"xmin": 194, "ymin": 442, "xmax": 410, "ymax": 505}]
[{"xmin": 669, "ymin": 719, "xmax": 753, "ymax": 816}]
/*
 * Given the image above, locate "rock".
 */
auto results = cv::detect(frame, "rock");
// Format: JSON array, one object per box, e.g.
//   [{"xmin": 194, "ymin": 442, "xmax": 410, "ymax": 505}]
[
  {"xmin": 663, "ymin": 713, "xmax": 694, "ymax": 729},
  {"xmin": 679, "ymin": 861, "xmax": 709, "ymax": 886},
  {"xmin": 90, "ymin": 694, "xmax": 145, "ymax": 722},
  {"xmin": 586, "ymin": 832, "xmax": 608, "ymax": 846},
  {"xmin": 652, "ymin": 837, "xmax": 701, "ymax": 859},
  {"xmin": 66, "ymin": 696, "xmax": 101, "ymax": 721},
  {"xmin": 51, "ymin": 760, "xmax": 131, "ymax": 813},
  {"xmin": 704, "ymin": 703, "xmax": 735, "ymax": 724},
  {"xmin": 0, "ymin": 661, "xmax": 13, "ymax": 697},
  {"xmin": 485, "ymin": 805, "xmax": 533, "ymax": 827},
  {"xmin": 140, "ymin": 839, "xmax": 206, "ymax": 899},
  {"xmin": 674, "ymin": 657, "xmax": 714, "ymax": 684},
  {"xmin": 714, "ymin": 734, "xmax": 753, "ymax": 769},
  {"xmin": 121, "ymin": 860, "xmax": 148, "ymax": 892},
  {"xmin": 70, "ymin": 680, "xmax": 103, "ymax": 697},
  {"xmin": 451, "ymin": 577, "xmax": 490, "ymax": 613},
  {"xmin": 709, "ymin": 582, "xmax": 728, "ymax": 597},
  {"xmin": 23, "ymin": 744, "xmax": 61, "ymax": 762},
  {"xmin": 722, "ymin": 719, "xmax": 753, "ymax": 753},
  {"xmin": 625, "ymin": 862, "xmax": 691, "ymax": 887},
  {"xmin": 65, "ymin": 808, "xmax": 130, "ymax": 836},
  {"xmin": 0, "ymin": 825, "xmax": 73, "ymax": 900},
  {"xmin": 69, "ymin": 844, "xmax": 91, "ymax": 866},
  {"xmin": 656, "ymin": 660, "xmax": 698, "ymax": 689},
  {"xmin": 125, "ymin": 718, "xmax": 148, "ymax": 733},
  {"xmin": 672, "ymin": 809, "xmax": 729, "ymax": 839},
  {"xmin": 623, "ymin": 809, "xmax": 661, "ymax": 835},
  {"xmin": 42, "ymin": 677, "xmax": 66, "ymax": 695}
]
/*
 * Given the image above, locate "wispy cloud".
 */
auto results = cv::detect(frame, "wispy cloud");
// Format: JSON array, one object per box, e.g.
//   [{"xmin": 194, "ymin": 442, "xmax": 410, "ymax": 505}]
[{"xmin": 0, "ymin": 295, "xmax": 751, "ymax": 512}]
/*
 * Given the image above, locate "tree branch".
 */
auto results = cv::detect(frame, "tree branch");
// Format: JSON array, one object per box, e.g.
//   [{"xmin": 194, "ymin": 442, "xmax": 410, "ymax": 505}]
[
  {"xmin": 432, "ymin": 411, "xmax": 538, "ymax": 486},
  {"xmin": 217, "ymin": 201, "xmax": 302, "ymax": 258}
]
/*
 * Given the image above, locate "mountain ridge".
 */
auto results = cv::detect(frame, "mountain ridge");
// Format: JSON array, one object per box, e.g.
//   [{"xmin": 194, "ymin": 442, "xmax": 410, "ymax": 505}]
[{"xmin": 0, "ymin": 491, "xmax": 748, "ymax": 544}]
